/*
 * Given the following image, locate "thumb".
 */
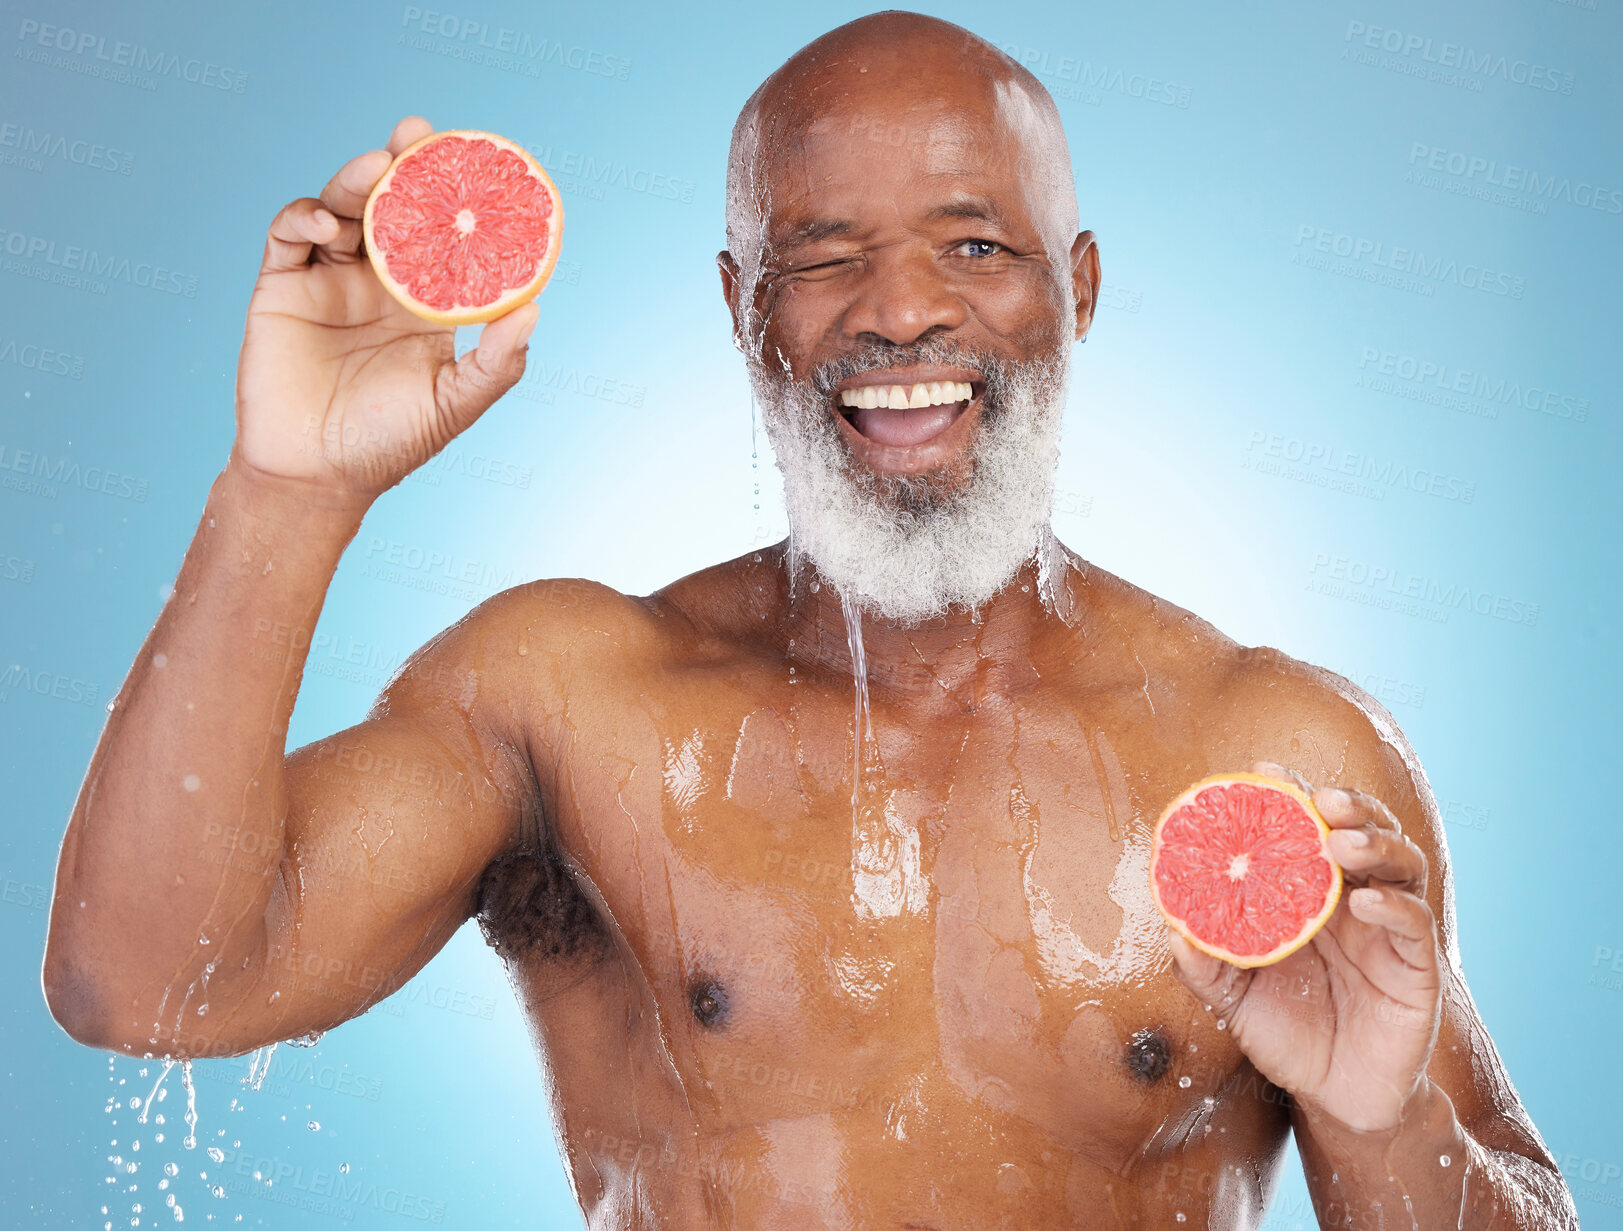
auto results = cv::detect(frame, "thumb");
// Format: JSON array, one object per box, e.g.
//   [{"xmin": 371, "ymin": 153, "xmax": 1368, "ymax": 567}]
[
  {"xmin": 436, "ymin": 301, "xmax": 539, "ymax": 432},
  {"xmin": 1165, "ymin": 925, "xmax": 1251, "ymax": 1018}
]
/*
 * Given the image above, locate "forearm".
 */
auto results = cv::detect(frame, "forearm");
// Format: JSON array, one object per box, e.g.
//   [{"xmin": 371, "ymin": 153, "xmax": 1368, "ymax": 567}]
[
  {"xmin": 44, "ymin": 453, "xmax": 370, "ymax": 1049},
  {"xmin": 1295, "ymin": 1080, "xmax": 1578, "ymax": 1230}
]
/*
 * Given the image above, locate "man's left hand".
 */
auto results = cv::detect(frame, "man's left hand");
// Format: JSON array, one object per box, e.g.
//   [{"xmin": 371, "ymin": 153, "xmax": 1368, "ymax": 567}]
[{"xmin": 1163, "ymin": 759, "xmax": 1444, "ymax": 1133}]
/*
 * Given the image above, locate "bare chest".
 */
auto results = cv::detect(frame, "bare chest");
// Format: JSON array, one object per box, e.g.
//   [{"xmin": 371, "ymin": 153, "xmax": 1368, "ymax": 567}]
[{"xmin": 528, "ymin": 670, "xmax": 1263, "ymax": 1161}]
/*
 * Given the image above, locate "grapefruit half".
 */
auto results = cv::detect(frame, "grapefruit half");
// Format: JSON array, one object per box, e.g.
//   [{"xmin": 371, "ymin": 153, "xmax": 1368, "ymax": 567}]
[
  {"xmin": 362, "ymin": 129, "xmax": 563, "ymax": 325},
  {"xmin": 1150, "ymin": 772, "xmax": 1342, "ymax": 968}
]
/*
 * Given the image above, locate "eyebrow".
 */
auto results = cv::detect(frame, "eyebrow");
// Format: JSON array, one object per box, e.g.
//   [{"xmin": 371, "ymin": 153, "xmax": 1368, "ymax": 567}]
[
  {"xmin": 927, "ymin": 195, "xmax": 1009, "ymax": 228},
  {"xmin": 776, "ymin": 217, "xmax": 855, "ymax": 249},
  {"xmin": 772, "ymin": 195, "xmax": 1012, "ymax": 251}
]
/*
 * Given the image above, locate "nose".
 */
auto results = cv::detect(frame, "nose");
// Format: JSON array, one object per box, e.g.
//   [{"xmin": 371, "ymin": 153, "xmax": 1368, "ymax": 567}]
[{"xmin": 836, "ymin": 247, "xmax": 967, "ymax": 345}]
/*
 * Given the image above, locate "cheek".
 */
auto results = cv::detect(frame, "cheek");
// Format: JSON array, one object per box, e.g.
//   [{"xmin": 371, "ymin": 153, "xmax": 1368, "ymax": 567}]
[
  {"xmin": 961, "ymin": 272, "xmax": 1071, "ymax": 350},
  {"xmin": 759, "ymin": 282, "xmax": 844, "ymax": 369}
]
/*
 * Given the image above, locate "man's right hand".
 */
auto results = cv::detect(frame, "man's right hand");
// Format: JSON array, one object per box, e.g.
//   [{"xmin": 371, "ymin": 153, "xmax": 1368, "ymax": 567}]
[{"xmin": 232, "ymin": 115, "xmax": 540, "ymax": 505}]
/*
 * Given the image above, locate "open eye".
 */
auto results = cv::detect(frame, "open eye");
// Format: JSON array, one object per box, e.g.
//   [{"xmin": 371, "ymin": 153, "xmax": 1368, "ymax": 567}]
[{"xmin": 954, "ymin": 239, "xmax": 1003, "ymax": 258}]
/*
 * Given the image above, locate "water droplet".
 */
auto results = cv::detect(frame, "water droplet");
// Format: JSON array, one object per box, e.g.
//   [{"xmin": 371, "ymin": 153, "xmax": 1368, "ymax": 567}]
[
  {"xmin": 1440, "ymin": 1154, "xmax": 1451, "ymax": 1167},
  {"xmin": 339, "ymin": 1163, "xmax": 349, "ymax": 1174},
  {"xmin": 1178, "ymin": 1076, "xmax": 1191, "ymax": 1088},
  {"xmin": 1216, "ymin": 1019, "xmax": 1227, "ymax": 1031},
  {"xmin": 206, "ymin": 1148, "xmax": 223, "ymax": 1164},
  {"xmin": 306, "ymin": 1121, "xmax": 320, "ymax": 1132}
]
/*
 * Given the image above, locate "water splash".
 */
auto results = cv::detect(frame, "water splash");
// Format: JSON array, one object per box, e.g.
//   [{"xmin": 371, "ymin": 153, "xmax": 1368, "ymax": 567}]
[
  {"xmin": 180, "ymin": 1062, "xmax": 197, "ymax": 1151},
  {"xmin": 138, "ymin": 1061, "xmax": 174, "ymax": 1125},
  {"xmin": 244, "ymin": 1043, "xmax": 276, "ymax": 1092},
  {"xmin": 840, "ymin": 588, "xmax": 872, "ymax": 823},
  {"xmin": 1034, "ymin": 526, "xmax": 1077, "ymax": 625}
]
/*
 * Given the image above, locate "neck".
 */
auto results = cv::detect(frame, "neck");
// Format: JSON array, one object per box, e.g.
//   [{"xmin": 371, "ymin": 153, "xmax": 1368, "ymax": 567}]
[{"xmin": 769, "ymin": 530, "xmax": 1082, "ymax": 713}]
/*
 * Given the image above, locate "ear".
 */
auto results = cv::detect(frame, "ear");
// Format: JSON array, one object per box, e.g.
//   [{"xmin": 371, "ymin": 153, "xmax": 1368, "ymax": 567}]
[
  {"xmin": 1069, "ymin": 230, "xmax": 1101, "ymax": 343},
  {"xmin": 717, "ymin": 250, "xmax": 742, "ymax": 344}
]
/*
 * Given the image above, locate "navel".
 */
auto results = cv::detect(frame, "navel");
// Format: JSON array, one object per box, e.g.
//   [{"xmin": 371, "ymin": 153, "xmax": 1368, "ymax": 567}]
[{"xmin": 1125, "ymin": 1027, "xmax": 1172, "ymax": 1083}]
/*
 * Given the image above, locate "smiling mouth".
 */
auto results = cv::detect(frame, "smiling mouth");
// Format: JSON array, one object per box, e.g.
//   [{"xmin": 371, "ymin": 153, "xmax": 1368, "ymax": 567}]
[{"xmin": 835, "ymin": 380, "xmax": 979, "ymax": 448}]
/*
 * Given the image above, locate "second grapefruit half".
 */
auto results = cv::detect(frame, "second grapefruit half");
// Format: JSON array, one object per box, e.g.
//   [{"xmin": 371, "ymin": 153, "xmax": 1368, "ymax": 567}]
[
  {"xmin": 1150, "ymin": 772, "xmax": 1342, "ymax": 968},
  {"xmin": 363, "ymin": 129, "xmax": 563, "ymax": 326}
]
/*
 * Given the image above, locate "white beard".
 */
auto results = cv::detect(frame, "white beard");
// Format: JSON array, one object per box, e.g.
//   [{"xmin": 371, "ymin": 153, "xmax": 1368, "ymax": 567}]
[{"xmin": 746, "ymin": 335, "xmax": 1071, "ymax": 626}]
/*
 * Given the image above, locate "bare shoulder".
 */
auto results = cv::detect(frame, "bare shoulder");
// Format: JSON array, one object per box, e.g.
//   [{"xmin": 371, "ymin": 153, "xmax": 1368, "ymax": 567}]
[
  {"xmin": 1076, "ymin": 558, "xmax": 1453, "ymax": 936},
  {"xmin": 1220, "ymin": 643, "xmax": 1434, "ymax": 817},
  {"xmin": 366, "ymin": 575, "xmax": 673, "ymax": 730},
  {"xmin": 1220, "ymin": 638, "xmax": 1456, "ymax": 950}
]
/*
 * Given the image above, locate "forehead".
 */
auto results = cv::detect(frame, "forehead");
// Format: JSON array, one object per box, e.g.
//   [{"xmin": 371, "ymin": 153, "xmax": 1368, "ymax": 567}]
[{"xmin": 752, "ymin": 69, "xmax": 1065, "ymax": 243}]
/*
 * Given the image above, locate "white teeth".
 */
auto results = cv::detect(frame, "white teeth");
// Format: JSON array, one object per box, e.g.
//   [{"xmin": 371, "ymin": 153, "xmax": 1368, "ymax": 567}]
[{"xmin": 837, "ymin": 380, "xmax": 975, "ymax": 410}]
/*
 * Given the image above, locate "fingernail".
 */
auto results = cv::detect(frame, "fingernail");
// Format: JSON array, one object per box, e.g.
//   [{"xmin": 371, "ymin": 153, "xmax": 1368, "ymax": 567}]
[
  {"xmin": 1341, "ymin": 829, "xmax": 1369, "ymax": 847},
  {"xmin": 515, "ymin": 306, "xmax": 539, "ymax": 349},
  {"xmin": 1318, "ymin": 787, "xmax": 1351, "ymax": 810}
]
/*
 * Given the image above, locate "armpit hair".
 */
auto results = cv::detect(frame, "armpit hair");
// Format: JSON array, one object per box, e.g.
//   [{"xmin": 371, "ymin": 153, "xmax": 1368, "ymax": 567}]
[{"xmin": 475, "ymin": 841, "xmax": 612, "ymax": 966}]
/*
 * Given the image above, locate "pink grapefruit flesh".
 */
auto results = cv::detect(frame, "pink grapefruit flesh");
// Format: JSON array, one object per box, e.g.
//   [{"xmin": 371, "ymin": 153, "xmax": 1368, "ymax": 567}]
[
  {"xmin": 1150, "ymin": 772, "xmax": 1342, "ymax": 968},
  {"xmin": 363, "ymin": 129, "xmax": 563, "ymax": 325}
]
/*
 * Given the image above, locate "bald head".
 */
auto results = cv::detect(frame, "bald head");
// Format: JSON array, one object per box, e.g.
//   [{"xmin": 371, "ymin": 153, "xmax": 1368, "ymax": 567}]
[{"xmin": 725, "ymin": 12, "xmax": 1079, "ymax": 271}]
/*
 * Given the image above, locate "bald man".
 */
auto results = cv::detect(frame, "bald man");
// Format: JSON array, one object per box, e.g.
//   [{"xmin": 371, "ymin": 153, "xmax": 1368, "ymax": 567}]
[{"xmin": 44, "ymin": 12, "xmax": 1574, "ymax": 1229}]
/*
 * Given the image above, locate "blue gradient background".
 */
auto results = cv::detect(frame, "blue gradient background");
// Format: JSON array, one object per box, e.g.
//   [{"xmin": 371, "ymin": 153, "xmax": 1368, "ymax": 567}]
[{"xmin": 3, "ymin": 0, "xmax": 1619, "ymax": 1227}]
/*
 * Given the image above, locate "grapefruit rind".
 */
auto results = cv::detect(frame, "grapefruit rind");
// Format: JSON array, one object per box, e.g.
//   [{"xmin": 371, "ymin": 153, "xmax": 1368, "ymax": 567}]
[
  {"xmin": 362, "ymin": 129, "xmax": 564, "ymax": 326},
  {"xmin": 1149, "ymin": 771, "xmax": 1342, "ymax": 969}
]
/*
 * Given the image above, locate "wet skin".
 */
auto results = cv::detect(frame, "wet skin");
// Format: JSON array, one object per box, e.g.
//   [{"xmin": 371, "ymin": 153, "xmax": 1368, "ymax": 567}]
[
  {"xmin": 465, "ymin": 553, "xmax": 1385, "ymax": 1226},
  {"xmin": 44, "ymin": 14, "xmax": 1573, "ymax": 1231}
]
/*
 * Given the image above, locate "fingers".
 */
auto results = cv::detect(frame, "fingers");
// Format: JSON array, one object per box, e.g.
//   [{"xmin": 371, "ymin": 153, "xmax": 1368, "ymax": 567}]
[
  {"xmin": 316, "ymin": 117, "xmax": 434, "ymax": 221},
  {"xmin": 385, "ymin": 115, "xmax": 434, "ymax": 156},
  {"xmin": 434, "ymin": 302, "xmax": 540, "ymax": 434},
  {"xmin": 1164, "ymin": 926, "xmax": 1253, "ymax": 1020},
  {"xmin": 317, "ymin": 148, "xmax": 394, "ymax": 221},
  {"xmin": 1329, "ymin": 824, "xmax": 1427, "ymax": 893},
  {"xmin": 1347, "ymin": 886, "xmax": 1439, "ymax": 973},
  {"xmin": 262, "ymin": 197, "xmax": 341, "ymax": 274},
  {"xmin": 1251, "ymin": 759, "xmax": 1315, "ymax": 796},
  {"xmin": 1317, "ymin": 786, "xmax": 1425, "ymax": 893}
]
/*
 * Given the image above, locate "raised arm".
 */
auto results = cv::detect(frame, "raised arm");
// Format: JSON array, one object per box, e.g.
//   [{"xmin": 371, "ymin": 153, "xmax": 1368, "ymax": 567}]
[{"xmin": 42, "ymin": 115, "xmax": 544, "ymax": 1058}]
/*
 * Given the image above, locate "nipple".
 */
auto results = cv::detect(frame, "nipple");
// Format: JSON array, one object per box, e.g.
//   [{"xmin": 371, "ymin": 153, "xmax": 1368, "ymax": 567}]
[
  {"xmin": 1125, "ymin": 1027, "xmax": 1173, "ymax": 1082},
  {"xmin": 688, "ymin": 979, "xmax": 729, "ymax": 1029}
]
